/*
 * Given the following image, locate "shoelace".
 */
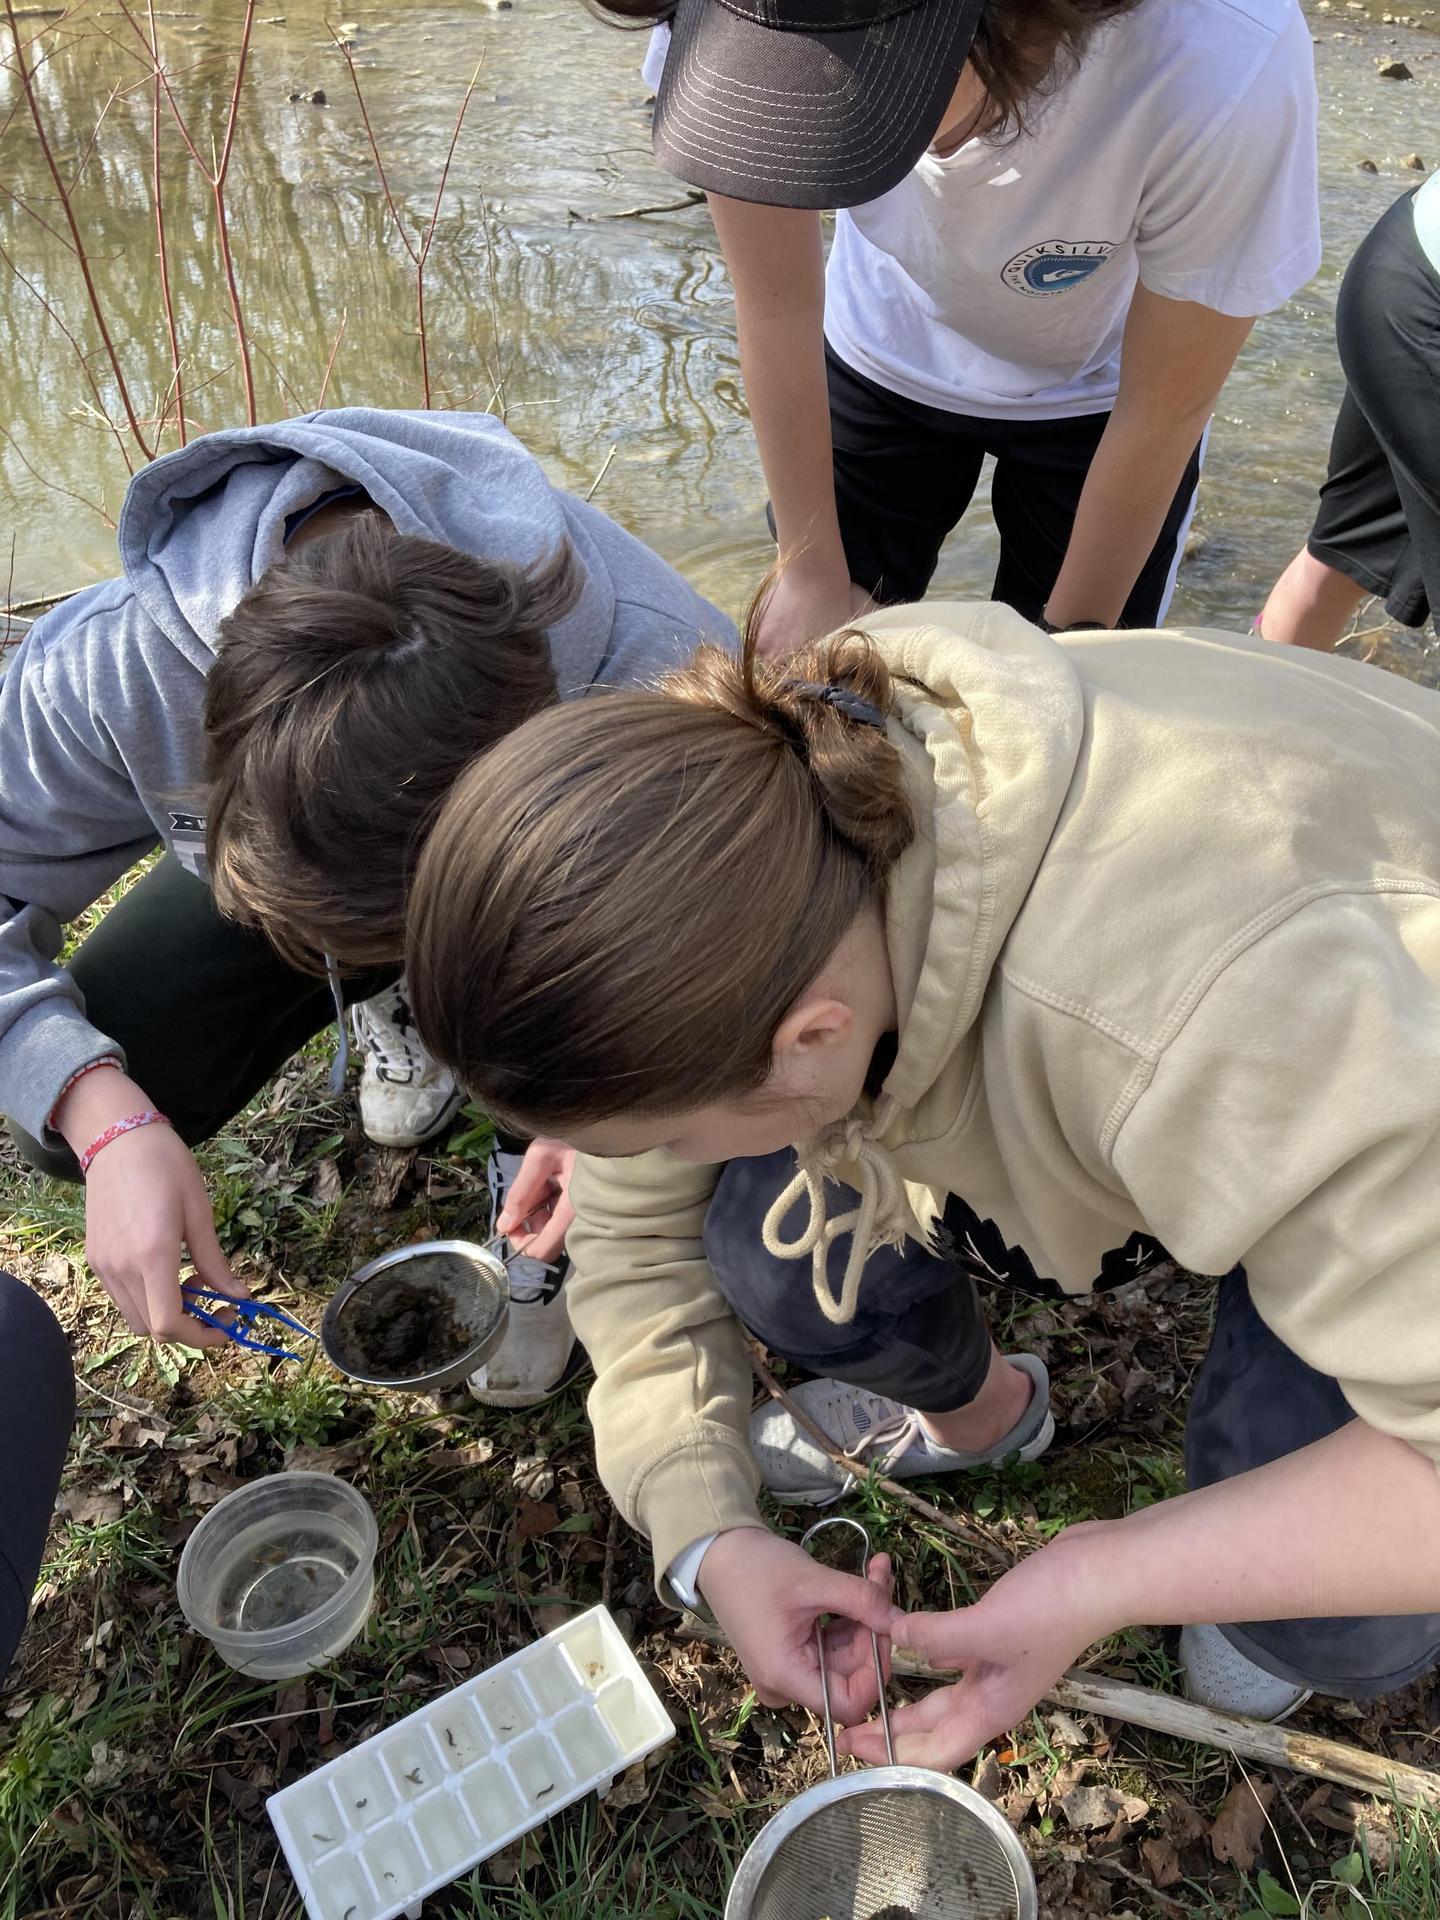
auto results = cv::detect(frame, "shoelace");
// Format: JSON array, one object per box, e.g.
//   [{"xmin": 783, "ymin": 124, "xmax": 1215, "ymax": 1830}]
[
  {"xmin": 847, "ymin": 1406, "xmax": 927, "ymax": 1475},
  {"xmin": 760, "ymin": 1116, "xmax": 914, "ymax": 1325},
  {"xmin": 353, "ymin": 996, "xmax": 424, "ymax": 1081}
]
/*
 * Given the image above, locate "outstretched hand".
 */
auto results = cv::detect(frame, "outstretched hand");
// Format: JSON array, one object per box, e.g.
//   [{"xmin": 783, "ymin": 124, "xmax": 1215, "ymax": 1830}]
[
  {"xmin": 698, "ymin": 1527, "xmax": 898, "ymax": 1722},
  {"xmin": 840, "ymin": 1528, "xmax": 1116, "ymax": 1771}
]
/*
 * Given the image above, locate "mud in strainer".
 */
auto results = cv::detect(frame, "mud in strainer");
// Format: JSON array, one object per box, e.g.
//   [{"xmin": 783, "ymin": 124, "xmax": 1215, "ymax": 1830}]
[
  {"xmin": 320, "ymin": 1238, "xmax": 509, "ymax": 1391},
  {"xmin": 725, "ymin": 1519, "xmax": 1037, "ymax": 1920}
]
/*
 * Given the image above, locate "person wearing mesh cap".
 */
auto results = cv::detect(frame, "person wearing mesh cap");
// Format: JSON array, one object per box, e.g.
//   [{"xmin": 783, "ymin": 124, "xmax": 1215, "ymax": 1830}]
[{"xmin": 592, "ymin": 0, "xmax": 1320, "ymax": 652}]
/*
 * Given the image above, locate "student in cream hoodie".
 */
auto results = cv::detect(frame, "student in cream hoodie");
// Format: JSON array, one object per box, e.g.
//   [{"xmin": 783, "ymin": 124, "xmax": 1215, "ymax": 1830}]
[{"xmin": 402, "ymin": 601, "xmax": 1440, "ymax": 1732}]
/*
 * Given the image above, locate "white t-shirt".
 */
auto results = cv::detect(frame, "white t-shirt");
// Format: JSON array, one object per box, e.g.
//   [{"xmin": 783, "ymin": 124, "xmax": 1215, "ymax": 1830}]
[{"xmin": 645, "ymin": 0, "xmax": 1320, "ymax": 420}]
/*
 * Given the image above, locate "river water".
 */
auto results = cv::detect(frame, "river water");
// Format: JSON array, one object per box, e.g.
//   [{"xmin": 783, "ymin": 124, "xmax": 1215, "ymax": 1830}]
[{"xmin": 1, "ymin": 0, "xmax": 1437, "ymax": 677}]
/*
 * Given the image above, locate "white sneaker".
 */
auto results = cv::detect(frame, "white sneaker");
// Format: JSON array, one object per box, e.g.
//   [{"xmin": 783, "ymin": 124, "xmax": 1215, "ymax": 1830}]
[
  {"xmin": 467, "ymin": 1150, "xmax": 586, "ymax": 1408},
  {"xmin": 751, "ymin": 1352, "xmax": 1054, "ymax": 1506},
  {"xmin": 352, "ymin": 981, "xmax": 465, "ymax": 1148},
  {"xmin": 1180, "ymin": 1623, "xmax": 1312, "ymax": 1721}
]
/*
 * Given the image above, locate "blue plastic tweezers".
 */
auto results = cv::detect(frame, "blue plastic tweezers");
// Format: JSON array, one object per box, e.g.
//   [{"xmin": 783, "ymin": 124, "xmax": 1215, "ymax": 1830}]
[{"xmin": 181, "ymin": 1285, "xmax": 318, "ymax": 1361}]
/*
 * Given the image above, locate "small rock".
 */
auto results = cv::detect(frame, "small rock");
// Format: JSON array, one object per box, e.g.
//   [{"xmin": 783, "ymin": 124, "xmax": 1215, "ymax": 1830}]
[
  {"xmin": 1184, "ymin": 526, "xmax": 1209, "ymax": 561},
  {"xmin": 308, "ymin": 87, "xmax": 328, "ymax": 105},
  {"xmin": 1376, "ymin": 57, "xmax": 1413, "ymax": 78},
  {"xmin": 1358, "ymin": 156, "xmax": 1380, "ymax": 172},
  {"xmin": 1402, "ymin": 153, "xmax": 1428, "ymax": 171}
]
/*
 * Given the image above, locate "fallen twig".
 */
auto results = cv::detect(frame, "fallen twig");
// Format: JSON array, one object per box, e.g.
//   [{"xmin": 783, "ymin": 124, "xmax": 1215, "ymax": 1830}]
[
  {"xmin": 748, "ymin": 1342, "xmax": 1013, "ymax": 1570},
  {"xmin": 569, "ymin": 189, "xmax": 704, "ymax": 222},
  {"xmin": 681, "ymin": 1620, "xmax": 1440, "ymax": 1811}
]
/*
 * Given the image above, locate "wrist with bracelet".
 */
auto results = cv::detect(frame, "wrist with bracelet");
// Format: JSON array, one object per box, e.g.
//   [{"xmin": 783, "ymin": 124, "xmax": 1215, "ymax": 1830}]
[
  {"xmin": 1037, "ymin": 613, "xmax": 1108, "ymax": 635},
  {"xmin": 77, "ymin": 1110, "xmax": 171, "ymax": 1176}
]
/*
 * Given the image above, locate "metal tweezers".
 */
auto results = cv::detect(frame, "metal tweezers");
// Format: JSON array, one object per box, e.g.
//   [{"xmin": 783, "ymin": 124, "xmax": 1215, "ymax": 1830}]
[{"xmin": 181, "ymin": 1285, "xmax": 318, "ymax": 1360}]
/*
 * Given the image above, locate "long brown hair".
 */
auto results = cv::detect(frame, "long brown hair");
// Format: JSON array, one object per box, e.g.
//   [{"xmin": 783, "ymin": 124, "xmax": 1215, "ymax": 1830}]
[
  {"xmin": 404, "ymin": 627, "xmax": 916, "ymax": 1133},
  {"xmin": 204, "ymin": 514, "xmax": 575, "ymax": 970},
  {"xmin": 586, "ymin": 0, "xmax": 1144, "ymax": 141}
]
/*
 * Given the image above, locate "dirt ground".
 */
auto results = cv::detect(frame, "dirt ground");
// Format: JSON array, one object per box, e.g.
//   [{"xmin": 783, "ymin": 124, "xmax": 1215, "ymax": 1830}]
[{"xmin": 0, "ymin": 1037, "xmax": 1436, "ymax": 1920}]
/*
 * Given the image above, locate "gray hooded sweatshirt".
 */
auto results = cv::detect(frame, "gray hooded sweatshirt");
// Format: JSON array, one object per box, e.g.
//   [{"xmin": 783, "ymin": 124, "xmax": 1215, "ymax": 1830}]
[{"xmin": 0, "ymin": 408, "xmax": 732, "ymax": 1143}]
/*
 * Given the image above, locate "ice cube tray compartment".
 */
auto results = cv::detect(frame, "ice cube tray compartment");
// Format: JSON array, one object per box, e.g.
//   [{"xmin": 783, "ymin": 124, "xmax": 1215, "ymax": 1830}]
[{"xmin": 268, "ymin": 1605, "xmax": 673, "ymax": 1920}]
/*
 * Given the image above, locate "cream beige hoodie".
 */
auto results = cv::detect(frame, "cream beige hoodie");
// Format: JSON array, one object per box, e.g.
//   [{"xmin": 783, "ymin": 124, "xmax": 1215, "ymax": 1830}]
[{"xmin": 565, "ymin": 603, "xmax": 1440, "ymax": 1582}]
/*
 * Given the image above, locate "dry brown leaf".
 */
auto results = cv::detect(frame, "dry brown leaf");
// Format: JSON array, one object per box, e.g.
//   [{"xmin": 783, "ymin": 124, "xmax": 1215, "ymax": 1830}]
[
  {"xmin": 311, "ymin": 1156, "xmax": 343, "ymax": 1205},
  {"xmin": 286, "ymin": 1439, "xmax": 367, "ymax": 1476},
  {"xmin": 62, "ymin": 1488, "xmax": 123, "ymax": 1527},
  {"xmin": 1058, "ymin": 1782, "xmax": 1151, "ymax": 1832},
  {"xmin": 513, "ymin": 1496, "xmax": 559, "ymax": 1540},
  {"xmin": 1210, "ymin": 1778, "xmax": 1275, "ymax": 1869},
  {"xmin": 602, "ymin": 1763, "xmax": 652, "ymax": 1810},
  {"xmin": 1140, "ymin": 1836, "xmax": 1183, "ymax": 1889}
]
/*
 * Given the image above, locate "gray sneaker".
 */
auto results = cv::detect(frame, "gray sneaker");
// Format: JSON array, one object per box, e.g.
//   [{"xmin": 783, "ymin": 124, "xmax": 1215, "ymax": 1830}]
[
  {"xmin": 751, "ymin": 1351, "xmax": 1054, "ymax": 1506},
  {"xmin": 1180, "ymin": 1623, "xmax": 1312, "ymax": 1721}
]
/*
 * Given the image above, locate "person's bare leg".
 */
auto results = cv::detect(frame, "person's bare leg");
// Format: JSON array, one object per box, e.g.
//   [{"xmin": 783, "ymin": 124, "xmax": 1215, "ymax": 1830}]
[
  {"xmin": 1258, "ymin": 546, "xmax": 1369, "ymax": 650},
  {"xmin": 919, "ymin": 1344, "xmax": 1034, "ymax": 1453}
]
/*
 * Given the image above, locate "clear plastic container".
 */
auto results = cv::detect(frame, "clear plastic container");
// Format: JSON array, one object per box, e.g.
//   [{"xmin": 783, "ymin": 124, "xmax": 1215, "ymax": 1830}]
[{"xmin": 178, "ymin": 1472, "xmax": 377, "ymax": 1679}]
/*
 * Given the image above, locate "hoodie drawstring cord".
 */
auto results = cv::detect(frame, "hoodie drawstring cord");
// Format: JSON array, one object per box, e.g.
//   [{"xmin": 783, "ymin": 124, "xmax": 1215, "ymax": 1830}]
[
  {"xmin": 325, "ymin": 954, "xmax": 350, "ymax": 1095},
  {"xmin": 760, "ymin": 1120, "xmax": 912, "ymax": 1326}
]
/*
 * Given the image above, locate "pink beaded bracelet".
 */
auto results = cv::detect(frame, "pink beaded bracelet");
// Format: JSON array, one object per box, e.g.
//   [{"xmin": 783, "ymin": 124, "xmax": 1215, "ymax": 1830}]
[{"xmin": 78, "ymin": 1110, "xmax": 171, "ymax": 1175}]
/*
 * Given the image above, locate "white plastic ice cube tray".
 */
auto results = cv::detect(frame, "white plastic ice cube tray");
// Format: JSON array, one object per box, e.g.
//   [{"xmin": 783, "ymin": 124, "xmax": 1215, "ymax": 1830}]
[{"xmin": 266, "ymin": 1605, "xmax": 674, "ymax": 1920}]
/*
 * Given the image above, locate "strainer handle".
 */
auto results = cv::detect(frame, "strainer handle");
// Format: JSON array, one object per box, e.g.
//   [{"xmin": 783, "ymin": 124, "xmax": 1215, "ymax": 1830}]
[{"xmin": 800, "ymin": 1517, "xmax": 895, "ymax": 1775}]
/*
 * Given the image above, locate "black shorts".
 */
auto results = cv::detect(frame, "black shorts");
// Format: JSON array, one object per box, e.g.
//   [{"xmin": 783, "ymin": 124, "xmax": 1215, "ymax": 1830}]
[
  {"xmin": 1307, "ymin": 189, "xmax": 1440, "ymax": 633},
  {"xmin": 824, "ymin": 346, "xmax": 1205, "ymax": 628}
]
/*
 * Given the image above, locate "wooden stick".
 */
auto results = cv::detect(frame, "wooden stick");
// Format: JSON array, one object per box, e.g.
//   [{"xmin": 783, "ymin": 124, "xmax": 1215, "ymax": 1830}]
[
  {"xmin": 680, "ymin": 1620, "xmax": 1440, "ymax": 1812},
  {"xmin": 748, "ymin": 1343, "xmax": 1013, "ymax": 1570}
]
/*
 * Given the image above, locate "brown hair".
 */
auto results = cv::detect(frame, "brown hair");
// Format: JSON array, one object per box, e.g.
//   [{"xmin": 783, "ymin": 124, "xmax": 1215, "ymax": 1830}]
[
  {"xmin": 204, "ymin": 514, "xmax": 576, "ymax": 970},
  {"xmin": 404, "ymin": 624, "xmax": 915, "ymax": 1133},
  {"xmin": 584, "ymin": 0, "xmax": 1144, "ymax": 140}
]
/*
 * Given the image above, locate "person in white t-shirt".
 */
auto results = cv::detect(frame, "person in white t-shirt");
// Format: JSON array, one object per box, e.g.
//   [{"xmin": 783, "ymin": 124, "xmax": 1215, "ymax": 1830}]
[{"xmin": 594, "ymin": 0, "xmax": 1321, "ymax": 651}]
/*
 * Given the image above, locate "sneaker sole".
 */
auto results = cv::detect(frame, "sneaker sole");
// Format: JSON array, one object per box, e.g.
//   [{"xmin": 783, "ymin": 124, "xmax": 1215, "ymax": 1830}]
[
  {"xmin": 361, "ymin": 1087, "xmax": 467, "ymax": 1151},
  {"xmin": 467, "ymin": 1342, "xmax": 590, "ymax": 1409}
]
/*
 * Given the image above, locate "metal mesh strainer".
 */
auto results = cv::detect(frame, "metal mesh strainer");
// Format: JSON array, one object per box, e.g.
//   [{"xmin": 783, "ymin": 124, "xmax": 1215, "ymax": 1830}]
[{"xmin": 725, "ymin": 1521, "xmax": 1037, "ymax": 1920}]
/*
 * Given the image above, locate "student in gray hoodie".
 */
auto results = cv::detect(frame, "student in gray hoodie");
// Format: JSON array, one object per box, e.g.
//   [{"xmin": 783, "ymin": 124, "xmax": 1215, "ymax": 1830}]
[{"xmin": 0, "ymin": 408, "xmax": 730, "ymax": 1437}]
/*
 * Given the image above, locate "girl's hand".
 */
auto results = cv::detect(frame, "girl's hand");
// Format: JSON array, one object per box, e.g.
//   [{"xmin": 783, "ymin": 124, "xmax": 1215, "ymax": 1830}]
[
  {"xmin": 496, "ymin": 1136, "xmax": 577, "ymax": 1263},
  {"xmin": 83, "ymin": 1123, "xmax": 250, "ymax": 1348},
  {"xmin": 56, "ymin": 1064, "xmax": 248, "ymax": 1347},
  {"xmin": 753, "ymin": 566, "xmax": 875, "ymax": 659},
  {"xmin": 698, "ymin": 1526, "xmax": 897, "ymax": 1720},
  {"xmin": 841, "ymin": 1527, "xmax": 1117, "ymax": 1770}
]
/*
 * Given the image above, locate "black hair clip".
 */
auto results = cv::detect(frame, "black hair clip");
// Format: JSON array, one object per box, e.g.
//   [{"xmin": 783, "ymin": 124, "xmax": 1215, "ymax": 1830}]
[{"xmin": 784, "ymin": 681, "xmax": 887, "ymax": 731}]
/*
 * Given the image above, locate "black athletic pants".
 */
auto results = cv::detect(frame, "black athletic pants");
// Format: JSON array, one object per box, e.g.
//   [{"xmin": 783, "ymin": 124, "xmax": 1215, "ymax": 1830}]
[
  {"xmin": 1307, "ymin": 188, "xmax": 1440, "ymax": 633},
  {"xmin": 825, "ymin": 346, "xmax": 1204, "ymax": 625},
  {"xmin": 0, "ymin": 1272, "xmax": 74, "ymax": 1676},
  {"xmin": 9, "ymin": 856, "xmax": 395, "ymax": 1180}
]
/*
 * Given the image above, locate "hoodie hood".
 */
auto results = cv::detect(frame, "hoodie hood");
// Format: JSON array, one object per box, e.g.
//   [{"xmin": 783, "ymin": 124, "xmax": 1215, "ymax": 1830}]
[
  {"xmin": 870, "ymin": 600, "xmax": 1086, "ymax": 1119},
  {"xmin": 117, "ymin": 407, "xmax": 618, "ymax": 684},
  {"xmin": 760, "ymin": 601, "xmax": 1086, "ymax": 1323}
]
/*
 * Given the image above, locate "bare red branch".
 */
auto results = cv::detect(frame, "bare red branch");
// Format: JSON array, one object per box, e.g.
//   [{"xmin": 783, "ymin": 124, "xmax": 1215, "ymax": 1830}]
[{"xmin": 3, "ymin": 0, "xmax": 154, "ymax": 459}]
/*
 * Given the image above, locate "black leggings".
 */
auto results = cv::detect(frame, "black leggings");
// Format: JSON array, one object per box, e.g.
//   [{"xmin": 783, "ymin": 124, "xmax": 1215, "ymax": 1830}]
[
  {"xmin": 8, "ymin": 855, "xmax": 395, "ymax": 1179},
  {"xmin": 0, "ymin": 1272, "xmax": 74, "ymax": 1676}
]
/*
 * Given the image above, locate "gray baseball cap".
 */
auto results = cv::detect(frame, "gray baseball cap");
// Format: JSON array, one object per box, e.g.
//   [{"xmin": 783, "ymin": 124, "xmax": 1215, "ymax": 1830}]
[{"xmin": 652, "ymin": 0, "xmax": 985, "ymax": 211}]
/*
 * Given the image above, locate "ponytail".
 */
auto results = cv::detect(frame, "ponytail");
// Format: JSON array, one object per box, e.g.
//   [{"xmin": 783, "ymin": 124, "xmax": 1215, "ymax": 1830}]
[{"xmin": 405, "ymin": 624, "xmax": 916, "ymax": 1132}]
